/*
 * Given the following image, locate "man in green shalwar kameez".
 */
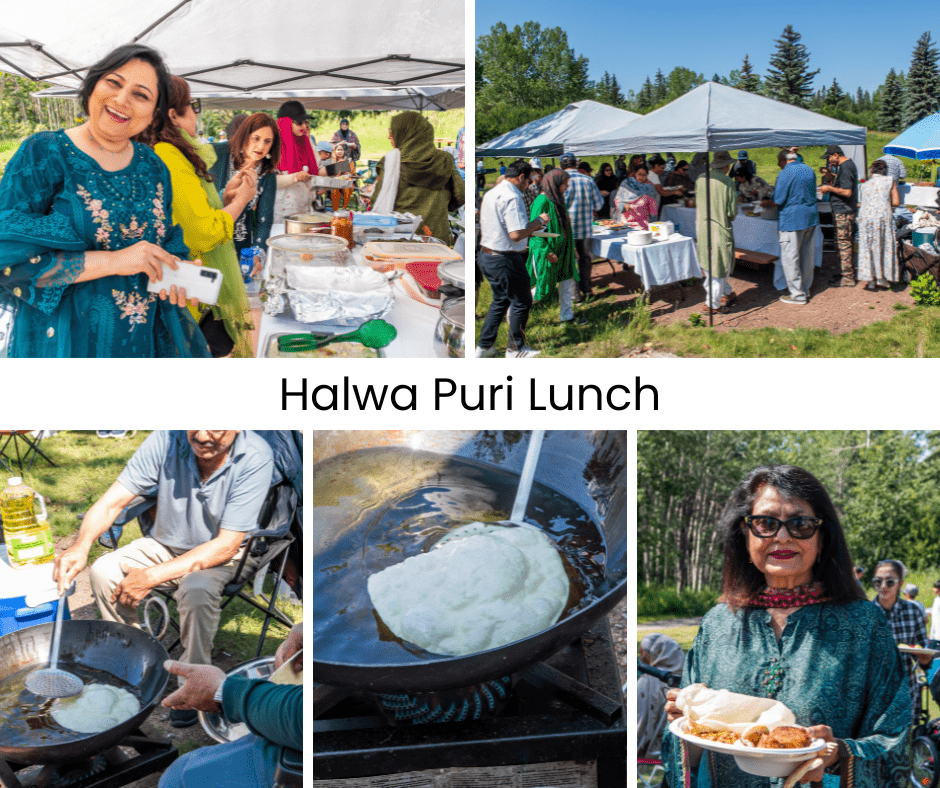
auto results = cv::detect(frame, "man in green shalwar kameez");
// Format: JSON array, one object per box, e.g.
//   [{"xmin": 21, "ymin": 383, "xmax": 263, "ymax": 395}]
[{"xmin": 695, "ymin": 151, "xmax": 738, "ymax": 314}]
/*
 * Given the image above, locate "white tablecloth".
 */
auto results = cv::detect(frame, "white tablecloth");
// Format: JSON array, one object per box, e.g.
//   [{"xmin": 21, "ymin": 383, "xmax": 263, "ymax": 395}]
[
  {"xmin": 257, "ymin": 224, "xmax": 446, "ymax": 358},
  {"xmin": 660, "ymin": 205, "xmax": 824, "ymax": 290},
  {"xmin": 589, "ymin": 230, "xmax": 701, "ymax": 288},
  {"xmin": 899, "ymin": 183, "xmax": 939, "ymax": 208}
]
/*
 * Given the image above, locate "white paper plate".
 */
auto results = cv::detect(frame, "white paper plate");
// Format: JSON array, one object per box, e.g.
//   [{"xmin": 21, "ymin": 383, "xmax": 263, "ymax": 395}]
[
  {"xmin": 899, "ymin": 644, "xmax": 939, "ymax": 656},
  {"xmin": 669, "ymin": 718, "xmax": 825, "ymax": 778},
  {"xmin": 532, "ymin": 231, "xmax": 560, "ymax": 238}
]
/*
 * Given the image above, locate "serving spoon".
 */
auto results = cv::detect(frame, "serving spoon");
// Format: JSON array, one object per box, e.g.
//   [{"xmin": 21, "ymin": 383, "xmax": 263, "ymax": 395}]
[
  {"xmin": 277, "ymin": 319, "xmax": 397, "ymax": 353},
  {"xmin": 25, "ymin": 581, "xmax": 83, "ymax": 698}
]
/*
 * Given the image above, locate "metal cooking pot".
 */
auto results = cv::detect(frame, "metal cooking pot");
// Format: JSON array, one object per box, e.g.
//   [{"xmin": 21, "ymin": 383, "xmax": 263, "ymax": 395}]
[
  {"xmin": 199, "ymin": 656, "xmax": 275, "ymax": 743},
  {"xmin": 433, "ymin": 297, "xmax": 465, "ymax": 358},
  {"xmin": 0, "ymin": 620, "xmax": 170, "ymax": 764},
  {"xmin": 284, "ymin": 212, "xmax": 332, "ymax": 235},
  {"xmin": 309, "ymin": 430, "xmax": 628, "ymax": 692}
]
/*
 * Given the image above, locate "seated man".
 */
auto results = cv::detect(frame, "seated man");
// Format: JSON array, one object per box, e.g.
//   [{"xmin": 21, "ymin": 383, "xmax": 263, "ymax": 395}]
[
  {"xmin": 160, "ymin": 623, "xmax": 303, "ymax": 788},
  {"xmin": 54, "ymin": 430, "xmax": 274, "ymax": 727}
]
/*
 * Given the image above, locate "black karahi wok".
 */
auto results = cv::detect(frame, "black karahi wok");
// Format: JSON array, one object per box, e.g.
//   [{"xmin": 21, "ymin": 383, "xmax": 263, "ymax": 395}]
[
  {"xmin": 0, "ymin": 620, "xmax": 169, "ymax": 765},
  {"xmin": 310, "ymin": 430, "xmax": 628, "ymax": 692}
]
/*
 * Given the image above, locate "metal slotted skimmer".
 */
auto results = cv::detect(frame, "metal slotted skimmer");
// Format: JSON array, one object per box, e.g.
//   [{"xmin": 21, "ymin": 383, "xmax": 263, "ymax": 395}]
[{"xmin": 24, "ymin": 582, "xmax": 83, "ymax": 698}]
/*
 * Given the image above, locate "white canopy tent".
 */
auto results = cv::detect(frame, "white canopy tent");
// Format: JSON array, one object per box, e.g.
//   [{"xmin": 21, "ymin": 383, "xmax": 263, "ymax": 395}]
[
  {"xmin": 0, "ymin": 0, "xmax": 463, "ymax": 94},
  {"xmin": 32, "ymin": 84, "xmax": 466, "ymax": 113},
  {"xmin": 477, "ymin": 100, "xmax": 640, "ymax": 158},
  {"xmin": 565, "ymin": 82, "xmax": 866, "ymax": 156},
  {"xmin": 565, "ymin": 83, "xmax": 868, "ymax": 326}
]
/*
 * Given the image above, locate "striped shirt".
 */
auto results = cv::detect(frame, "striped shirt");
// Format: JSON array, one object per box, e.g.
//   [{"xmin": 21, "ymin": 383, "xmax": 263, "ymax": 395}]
[
  {"xmin": 564, "ymin": 169, "xmax": 604, "ymax": 239},
  {"xmin": 878, "ymin": 597, "xmax": 927, "ymax": 715}
]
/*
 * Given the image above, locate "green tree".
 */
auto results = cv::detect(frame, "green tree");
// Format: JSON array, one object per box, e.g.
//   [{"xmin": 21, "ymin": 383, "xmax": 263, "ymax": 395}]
[
  {"xmin": 905, "ymin": 31, "xmax": 940, "ymax": 125},
  {"xmin": 475, "ymin": 22, "xmax": 594, "ymax": 112},
  {"xmin": 764, "ymin": 25, "xmax": 820, "ymax": 107},
  {"xmin": 636, "ymin": 76, "xmax": 655, "ymax": 111},
  {"xmin": 738, "ymin": 54, "xmax": 761, "ymax": 93},
  {"xmin": 878, "ymin": 68, "xmax": 905, "ymax": 132},
  {"xmin": 665, "ymin": 67, "xmax": 705, "ymax": 102},
  {"xmin": 653, "ymin": 69, "xmax": 667, "ymax": 103},
  {"xmin": 825, "ymin": 78, "xmax": 845, "ymax": 108}
]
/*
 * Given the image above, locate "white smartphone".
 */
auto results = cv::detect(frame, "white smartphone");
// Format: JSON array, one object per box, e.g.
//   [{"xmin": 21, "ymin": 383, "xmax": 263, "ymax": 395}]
[{"xmin": 146, "ymin": 262, "xmax": 223, "ymax": 305}]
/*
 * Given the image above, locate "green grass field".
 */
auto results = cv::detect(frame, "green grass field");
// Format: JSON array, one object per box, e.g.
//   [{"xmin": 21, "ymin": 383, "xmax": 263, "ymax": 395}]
[{"xmin": 0, "ymin": 108, "xmax": 465, "ymax": 177}]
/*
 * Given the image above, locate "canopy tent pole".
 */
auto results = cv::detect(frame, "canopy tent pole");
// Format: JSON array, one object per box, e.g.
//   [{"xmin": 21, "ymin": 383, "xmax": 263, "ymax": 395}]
[{"xmin": 705, "ymin": 151, "xmax": 713, "ymax": 328}]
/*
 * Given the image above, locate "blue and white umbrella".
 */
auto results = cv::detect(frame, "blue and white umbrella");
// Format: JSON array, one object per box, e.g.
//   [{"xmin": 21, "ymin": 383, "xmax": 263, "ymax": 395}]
[{"xmin": 884, "ymin": 114, "xmax": 940, "ymax": 159}]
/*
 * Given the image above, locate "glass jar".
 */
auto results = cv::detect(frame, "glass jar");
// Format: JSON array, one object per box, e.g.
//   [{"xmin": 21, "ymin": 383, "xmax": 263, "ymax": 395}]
[{"xmin": 330, "ymin": 211, "xmax": 354, "ymax": 250}]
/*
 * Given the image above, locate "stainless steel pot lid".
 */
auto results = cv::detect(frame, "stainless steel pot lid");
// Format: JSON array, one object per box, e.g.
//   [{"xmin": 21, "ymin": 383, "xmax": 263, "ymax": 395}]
[
  {"xmin": 439, "ymin": 297, "xmax": 464, "ymax": 327},
  {"xmin": 437, "ymin": 259, "xmax": 465, "ymax": 289}
]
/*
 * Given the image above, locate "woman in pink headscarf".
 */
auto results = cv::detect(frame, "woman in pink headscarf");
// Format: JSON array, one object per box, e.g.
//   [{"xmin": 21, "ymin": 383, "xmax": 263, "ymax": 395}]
[{"xmin": 273, "ymin": 100, "xmax": 319, "ymax": 223}]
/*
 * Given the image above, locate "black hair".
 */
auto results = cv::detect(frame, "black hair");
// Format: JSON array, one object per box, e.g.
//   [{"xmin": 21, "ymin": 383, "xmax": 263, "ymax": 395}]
[
  {"xmin": 648, "ymin": 155, "xmax": 666, "ymax": 167},
  {"xmin": 504, "ymin": 161, "xmax": 533, "ymax": 180},
  {"xmin": 78, "ymin": 43, "xmax": 170, "ymax": 122},
  {"xmin": 719, "ymin": 464, "xmax": 866, "ymax": 609},
  {"xmin": 874, "ymin": 559, "xmax": 906, "ymax": 580},
  {"xmin": 870, "ymin": 160, "xmax": 889, "ymax": 176},
  {"xmin": 676, "ymin": 159, "xmax": 689, "ymax": 169}
]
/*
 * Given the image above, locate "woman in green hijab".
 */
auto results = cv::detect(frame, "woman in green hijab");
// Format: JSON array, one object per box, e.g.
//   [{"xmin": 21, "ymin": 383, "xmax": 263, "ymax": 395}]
[
  {"xmin": 371, "ymin": 111, "xmax": 465, "ymax": 244},
  {"xmin": 152, "ymin": 76, "xmax": 257, "ymax": 356}
]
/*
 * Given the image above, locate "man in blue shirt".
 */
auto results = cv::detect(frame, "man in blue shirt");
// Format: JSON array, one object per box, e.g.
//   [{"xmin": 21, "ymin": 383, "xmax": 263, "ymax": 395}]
[
  {"xmin": 768, "ymin": 150, "xmax": 819, "ymax": 305},
  {"xmin": 54, "ymin": 430, "xmax": 274, "ymax": 727}
]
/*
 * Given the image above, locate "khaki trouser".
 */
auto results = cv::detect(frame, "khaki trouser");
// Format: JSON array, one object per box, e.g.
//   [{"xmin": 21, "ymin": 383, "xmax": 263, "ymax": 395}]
[{"xmin": 89, "ymin": 536, "xmax": 258, "ymax": 683}]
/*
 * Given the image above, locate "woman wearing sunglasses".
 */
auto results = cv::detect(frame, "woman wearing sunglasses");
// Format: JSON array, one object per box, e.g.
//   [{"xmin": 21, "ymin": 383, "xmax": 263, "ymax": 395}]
[
  {"xmin": 152, "ymin": 76, "xmax": 257, "ymax": 357},
  {"xmin": 661, "ymin": 465, "xmax": 910, "ymax": 788},
  {"xmin": 872, "ymin": 558, "xmax": 930, "ymax": 720}
]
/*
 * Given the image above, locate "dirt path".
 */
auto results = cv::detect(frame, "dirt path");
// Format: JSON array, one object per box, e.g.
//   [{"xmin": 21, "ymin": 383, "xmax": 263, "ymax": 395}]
[{"xmin": 590, "ymin": 248, "xmax": 912, "ymax": 337}]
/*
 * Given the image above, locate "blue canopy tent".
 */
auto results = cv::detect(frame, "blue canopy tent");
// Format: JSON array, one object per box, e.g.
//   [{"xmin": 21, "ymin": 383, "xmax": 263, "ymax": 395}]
[
  {"xmin": 884, "ymin": 115, "xmax": 940, "ymax": 160},
  {"xmin": 477, "ymin": 100, "xmax": 640, "ymax": 159},
  {"xmin": 565, "ymin": 82, "xmax": 868, "ymax": 324}
]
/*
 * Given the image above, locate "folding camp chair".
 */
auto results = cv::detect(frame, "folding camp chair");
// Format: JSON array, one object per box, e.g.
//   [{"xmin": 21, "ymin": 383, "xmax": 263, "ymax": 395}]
[
  {"xmin": 96, "ymin": 480, "xmax": 299, "ymax": 658},
  {"xmin": 0, "ymin": 430, "xmax": 58, "ymax": 473}
]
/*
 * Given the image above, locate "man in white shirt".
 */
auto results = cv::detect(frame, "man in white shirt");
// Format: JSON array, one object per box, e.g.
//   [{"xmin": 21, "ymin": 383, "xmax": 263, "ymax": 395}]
[{"xmin": 476, "ymin": 161, "xmax": 550, "ymax": 358}]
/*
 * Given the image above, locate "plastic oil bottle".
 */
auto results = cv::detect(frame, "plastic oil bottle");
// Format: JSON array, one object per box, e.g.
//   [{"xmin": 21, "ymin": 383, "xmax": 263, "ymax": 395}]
[{"xmin": 0, "ymin": 477, "xmax": 53, "ymax": 567}]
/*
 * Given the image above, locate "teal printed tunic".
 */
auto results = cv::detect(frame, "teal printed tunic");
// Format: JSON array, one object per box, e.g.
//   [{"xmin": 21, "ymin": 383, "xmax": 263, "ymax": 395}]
[
  {"xmin": 0, "ymin": 130, "xmax": 209, "ymax": 357},
  {"xmin": 663, "ymin": 601, "xmax": 911, "ymax": 787}
]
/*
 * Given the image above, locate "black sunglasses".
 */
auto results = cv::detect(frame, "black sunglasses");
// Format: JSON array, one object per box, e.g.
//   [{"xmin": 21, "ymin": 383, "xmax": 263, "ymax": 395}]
[
  {"xmin": 872, "ymin": 578, "xmax": 899, "ymax": 588},
  {"xmin": 190, "ymin": 99, "xmax": 201, "ymax": 115},
  {"xmin": 743, "ymin": 515, "xmax": 822, "ymax": 539}
]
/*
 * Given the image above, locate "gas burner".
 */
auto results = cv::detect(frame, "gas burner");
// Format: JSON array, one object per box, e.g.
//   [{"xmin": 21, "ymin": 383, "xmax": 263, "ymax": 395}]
[
  {"xmin": 308, "ymin": 619, "xmax": 628, "ymax": 785},
  {"xmin": 27, "ymin": 754, "xmax": 107, "ymax": 788},
  {"xmin": 376, "ymin": 675, "xmax": 512, "ymax": 724},
  {"xmin": 0, "ymin": 729, "xmax": 176, "ymax": 788}
]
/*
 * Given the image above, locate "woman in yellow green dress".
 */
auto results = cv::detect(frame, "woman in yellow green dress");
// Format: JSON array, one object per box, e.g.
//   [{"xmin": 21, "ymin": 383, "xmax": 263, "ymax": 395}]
[
  {"xmin": 151, "ymin": 76, "xmax": 257, "ymax": 357},
  {"xmin": 527, "ymin": 168, "xmax": 580, "ymax": 324}
]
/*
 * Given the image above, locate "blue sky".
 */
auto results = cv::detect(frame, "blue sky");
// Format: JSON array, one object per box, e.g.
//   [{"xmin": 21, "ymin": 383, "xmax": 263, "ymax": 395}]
[{"xmin": 475, "ymin": 0, "xmax": 932, "ymax": 95}]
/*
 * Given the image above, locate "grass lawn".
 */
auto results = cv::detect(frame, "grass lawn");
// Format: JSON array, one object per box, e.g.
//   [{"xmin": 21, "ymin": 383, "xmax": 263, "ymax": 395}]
[
  {"xmin": 475, "ymin": 270, "xmax": 940, "ymax": 358},
  {"xmin": 6, "ymin": 430, "xmax": 300, "ymax": 661}
]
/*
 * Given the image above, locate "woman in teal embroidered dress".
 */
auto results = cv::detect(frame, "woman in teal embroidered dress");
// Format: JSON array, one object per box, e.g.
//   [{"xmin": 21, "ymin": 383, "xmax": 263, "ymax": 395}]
[
  {"xmin": 662, "ymin": 465, "xmax": 911, "ymax": 788},
  {"xmin": 0, "ymin": 44, "xmax": 208, "ymax": 358}
]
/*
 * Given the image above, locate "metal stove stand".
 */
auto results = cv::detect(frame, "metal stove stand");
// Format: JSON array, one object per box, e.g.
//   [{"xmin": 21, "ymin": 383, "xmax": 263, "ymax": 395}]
[
  {"xmin": 309, "ymin": 619, "xmax": 628, "ymax": 787},
  {"xmin": 0, "ymin": 729, "xmax": 176, "ymax": 788}
]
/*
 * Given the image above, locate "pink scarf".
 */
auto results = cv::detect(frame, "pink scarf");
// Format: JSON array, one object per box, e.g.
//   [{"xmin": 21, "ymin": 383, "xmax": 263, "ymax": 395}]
[{"xmin": 277, "ymin": 116, "xmax": 318, "ymax": 175}]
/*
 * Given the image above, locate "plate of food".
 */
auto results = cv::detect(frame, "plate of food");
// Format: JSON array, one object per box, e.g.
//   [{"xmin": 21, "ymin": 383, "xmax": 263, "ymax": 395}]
[
  {"xmin": 596, "ymin": 220, "xmax": 627, "ymax": 228},
  {"xmin": 898, "ymin": 643, "xmax": 939, "ymax": 656},
  {"xmin": 669, "ymin": 684, "xmax": 826, "ymax": 778}
]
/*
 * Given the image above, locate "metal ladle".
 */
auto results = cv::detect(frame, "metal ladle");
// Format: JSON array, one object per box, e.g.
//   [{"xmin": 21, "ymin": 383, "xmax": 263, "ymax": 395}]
[
  {"xmin": 25, "ymin": 582, "xmax": 83, "ymax": 698},
  {"xmin": 277, "ymin": 319, "xmax": 397, "ymax": 353}
]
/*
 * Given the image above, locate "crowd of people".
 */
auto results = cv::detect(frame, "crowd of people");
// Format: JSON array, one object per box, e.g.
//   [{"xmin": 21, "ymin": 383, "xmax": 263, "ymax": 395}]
[
  {"xmin": 476, "ymin": 144, "xmax": 910, "ymax": 349},
  {"xmin": 0, "ymin": 43, "xmax": 463, "ymax": 358}
]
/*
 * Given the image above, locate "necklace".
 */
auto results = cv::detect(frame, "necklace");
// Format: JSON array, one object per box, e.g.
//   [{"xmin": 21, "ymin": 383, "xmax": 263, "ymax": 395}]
[
  {"xmin": 750, "ymin": 581, "xmax": 829, "ymax": 608},
  {"xmin": 86, "ymin": 127, "xmax": 131, "ymax": 157}
]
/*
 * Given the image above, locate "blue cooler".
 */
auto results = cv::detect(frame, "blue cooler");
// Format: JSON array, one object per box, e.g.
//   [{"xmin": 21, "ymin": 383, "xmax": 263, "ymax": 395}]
[{"xmin": 0, "ymin": 551, "xmax": 69, "ymax": 636}]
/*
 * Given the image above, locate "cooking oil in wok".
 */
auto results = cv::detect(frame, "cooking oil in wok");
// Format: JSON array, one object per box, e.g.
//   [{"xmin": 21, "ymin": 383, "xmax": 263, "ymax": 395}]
[
  {"xmin": 0, "ymin": 665, "xmax": 141, "ymax": 747},
  {"xmin": 312, "ymin": 447, "xmax": 609, "ymax": 665}
]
